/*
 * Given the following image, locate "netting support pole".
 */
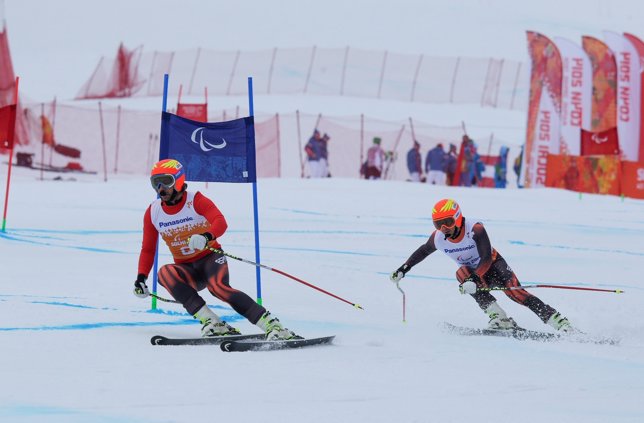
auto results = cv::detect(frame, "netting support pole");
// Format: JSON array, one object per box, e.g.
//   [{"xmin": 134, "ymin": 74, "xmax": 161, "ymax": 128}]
[
  {"xmin": 304, "ymin": 46, "xmax": 317, "ymax": 94},
  {"xmin": 482, "ymin": 58, "xmax": 494, "ymax": 107},
  {"xmin": 188, "ymin": 47, "xmax": 201, "ymax": 95},
  {"xmin": 510, "ymin": 62, "xmax": 522, "ymax": 110},
  {"xmin": 340, "ymin": 46, "xmax": 350, "ymax": 96},
  {"xmin": 494, "ymin": 59, "xmax": 504, "ymax": 108},
  {"xmin": 378, "ymin": 50, "xmax": 388, "ymax": 99},
  {"xmin": 114, "ymin": 105, "xmax": 121, "ymax": 174},
  {"xmin": 227, "ymin": 50, "xmax": 240, "ymax": 96},
  {"xmin": 411, "ymin": 54, "xmax": 423, "ymax": 102},
  {"xmin": 267, "ymin": 47, "xmax": 277, "ymax": 94},
  {"xmin": 97, "ymin": 101, "xmax": 108, "ymax": 182},
  {"xmin": 360, "ymin": 113, "xmax": 365, "ymax": 176},
  {"xmin": 276, "ymin": 113, "xmax": 281, "ymax": 177},
  {"xmin": 450, "ymin": 57, "xmax": 461, "ymax": 104},
  {"xmin": 296, "ymin": 110, "xmax": 304, "ymax": 178}
]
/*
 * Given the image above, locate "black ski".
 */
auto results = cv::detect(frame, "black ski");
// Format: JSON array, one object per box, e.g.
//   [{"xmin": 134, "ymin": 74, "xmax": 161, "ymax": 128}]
[
  {"xmin": 442, "ymin": 322, "xmax": 618, "ymax": 345},
  {"xmin": 151, "ymin": 333, "xmax": 265, "ymax": 346},
  {"xmin": 443, "ymin": 322, "xmax": 559, "ymax": 341},
  {"xmin": 220, "ymin": 335, "xmax": 335, "ymax": 352}
]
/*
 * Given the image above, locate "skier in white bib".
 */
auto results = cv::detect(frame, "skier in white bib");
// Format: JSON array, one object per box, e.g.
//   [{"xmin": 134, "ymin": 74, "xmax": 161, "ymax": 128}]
[
  {"xmin": 133, "ymin": 159, "xmax": 301, "ymax": 340},
  {"xmin": 390, "ymin": 198, "xmax": 574, "ymax": 332}
]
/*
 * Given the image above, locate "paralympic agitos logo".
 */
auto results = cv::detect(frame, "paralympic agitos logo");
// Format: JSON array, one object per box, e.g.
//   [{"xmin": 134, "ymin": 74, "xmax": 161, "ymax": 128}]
[{"xmin": 191, "ymin": 127, "xmax": 227, "ymax": 152}]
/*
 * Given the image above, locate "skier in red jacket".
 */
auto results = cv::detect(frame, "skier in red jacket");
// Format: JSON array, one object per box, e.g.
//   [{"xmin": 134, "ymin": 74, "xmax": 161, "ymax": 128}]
[
  {"xmin": 390, "ymin": 198, "xmax": 574, "ymax": 333},
  {"xmin": 134, "ymin": 158, "xmax": 300, "ymax": 340}
]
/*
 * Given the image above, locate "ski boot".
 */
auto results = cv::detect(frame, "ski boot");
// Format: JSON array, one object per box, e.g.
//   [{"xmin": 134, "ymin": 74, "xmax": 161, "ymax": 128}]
[
  {"xmin": 485, "ymin": 301, "xmax": 518, "ymax": 330},
  {"xmin": 194, "ymin": 304, "xmax": 240, "ymax": 337},
  {"xmin": 257, "ymin": 311, "xmax": 302, "ymax": 341},
  {"xmin": 547, "ymin": 312, "xmax": 575, "ymax": 333}
]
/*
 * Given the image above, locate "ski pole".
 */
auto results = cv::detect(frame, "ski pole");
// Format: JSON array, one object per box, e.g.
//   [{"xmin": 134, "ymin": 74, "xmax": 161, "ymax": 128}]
[
  {"xmin": 150, "ymin": 293, "xmax": 181, "ymax": 304},
  {"xmin": 396, "ymin": 282, "xmax": 406, "ymax": 323},
  {"xmin": 207, "ymin": 247, "xmax": 364, "ymax": 310},
  {"xmin": 478, "ymin": 285, "xmax": 624, "ymax": 294}
]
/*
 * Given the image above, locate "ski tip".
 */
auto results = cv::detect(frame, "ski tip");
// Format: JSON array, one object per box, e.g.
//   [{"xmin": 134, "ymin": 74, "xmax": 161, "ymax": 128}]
[{"xmin": 150, "ymin": 335, "xmax": 166, "ymax": 345}]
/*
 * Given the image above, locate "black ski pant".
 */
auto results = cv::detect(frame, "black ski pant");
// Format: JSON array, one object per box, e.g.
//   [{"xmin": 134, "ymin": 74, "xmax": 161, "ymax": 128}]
[
  {"xmin": 157, "ymin": 250, "xmax": 266, "ymax": 324},
  {"xmin": 470, "ymin": 256, "xmax": 557, "ymax": 323}
]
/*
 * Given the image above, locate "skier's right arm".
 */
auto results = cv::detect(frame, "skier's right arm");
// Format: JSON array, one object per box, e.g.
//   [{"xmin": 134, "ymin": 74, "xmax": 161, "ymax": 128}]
[
  {"xmin": 134, "ymin": 207, "xmax": 157, "ymax": 298},
  {"xmin": 390, "ymin": 233, "xmax": 437, "ymax": 282}
]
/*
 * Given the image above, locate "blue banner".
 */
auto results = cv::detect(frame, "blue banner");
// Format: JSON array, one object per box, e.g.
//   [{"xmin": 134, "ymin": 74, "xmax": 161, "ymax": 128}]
[{"xmin": 159, "ymin": 111, "xmax": 257, "ymax": 183}]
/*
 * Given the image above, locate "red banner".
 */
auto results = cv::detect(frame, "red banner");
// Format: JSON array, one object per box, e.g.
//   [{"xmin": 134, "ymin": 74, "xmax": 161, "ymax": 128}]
[
  {"xmin": 603, "ymin": 31, "xmax": 641, "ymax": 162},
  {"xmin": 177, "ymin": 103, "xmax": 207, "ymax": 122},
  {"xmin": 581, "ymin": 127, "xmax": 619, "ymax": 155},
  {"xmin": 523, "ymin": 31, "xmax": 562, "ymax": 187},
  {"xmin": 621, "ymin": 161, "xmax": 644, "ymax": 199},
  {"xmin": 546, "ymin": 154, "xmax": 621, "ymax": 195},
  {"xmin": 624, "ymin": 33, "xmax": 644, "ymax": 162},
  {"xmin": 582, "ymin": 36, "xmax": 618, "ymax": 132},
  {"xmin": 0, "ymin": 104, "xmax": 17, "ymax": 149}
]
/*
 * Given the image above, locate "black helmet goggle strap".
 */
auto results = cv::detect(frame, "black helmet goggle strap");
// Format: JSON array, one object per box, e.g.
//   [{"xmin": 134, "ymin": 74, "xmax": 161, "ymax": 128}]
[
  {"xmin": 151, "ymin": 174, "xmax": 176, "ymax": 190},
  {"xmin": 433, "ymin": 217, "xmax": 456, "ymax": 230}
]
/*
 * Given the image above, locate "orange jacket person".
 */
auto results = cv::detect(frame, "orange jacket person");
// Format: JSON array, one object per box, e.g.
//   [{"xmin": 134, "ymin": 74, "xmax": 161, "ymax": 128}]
[
  {"xmin": 134, "ymin": 159, "xmax": 300, "ymax": 340},
  {"xmin": 390, "ymin": 198, "xmax": 574, "ymax": 333}
]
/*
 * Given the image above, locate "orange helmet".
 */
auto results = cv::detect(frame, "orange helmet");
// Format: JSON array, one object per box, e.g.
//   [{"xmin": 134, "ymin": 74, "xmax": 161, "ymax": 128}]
[
  {"xmin": 150, "ymin": 159, "xmax": 186, "ymax": 191},
  {"xmin": 431, "ymin": 199, "xmax": 463, "ymax": 230}
]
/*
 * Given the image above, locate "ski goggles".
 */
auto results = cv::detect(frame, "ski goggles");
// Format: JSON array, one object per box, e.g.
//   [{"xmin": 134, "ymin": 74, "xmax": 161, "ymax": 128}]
[
  {"xmin": 433, "ymin": 217, "xmax": 456, "ymax": 230},
  {"xmin": 150, "ymin": 174, "xmax": 176, "ymax": 190}
]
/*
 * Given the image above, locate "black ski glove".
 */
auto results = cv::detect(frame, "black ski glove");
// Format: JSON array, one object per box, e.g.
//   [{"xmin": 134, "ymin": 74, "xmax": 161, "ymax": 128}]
[
  {"xmin": 133, "ymin": 274, "xmax": 150, "ymax": 298},
  {"xmin": 390, "ymin": 264, "xmax": 411, "ymax": 283}
]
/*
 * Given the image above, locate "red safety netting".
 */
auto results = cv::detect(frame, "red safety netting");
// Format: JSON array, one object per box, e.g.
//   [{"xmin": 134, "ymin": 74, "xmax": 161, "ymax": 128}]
[
  {"xmin": 76, "ymin": 43, "xmax": 145, "ymax": 99},
  {"xmin": 76, "ymin": 46, "xmax": 529, "ymax": 111},
  {"xmin": 0, "ymin": 26, "xmax": 29, "ymax": 150},
  {"xmin": 12, "ymin": 101, "xmax": 518, "ymax": 186}
]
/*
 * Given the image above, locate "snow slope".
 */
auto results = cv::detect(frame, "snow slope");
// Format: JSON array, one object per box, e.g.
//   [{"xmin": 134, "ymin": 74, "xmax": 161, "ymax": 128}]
[
  {"xmin": 1, "ymin": 1, "xmax": 644, "ymax": 422},
  {"xmin": 1, "ymin": 167, "xmax": 643, "ymax": 423}
]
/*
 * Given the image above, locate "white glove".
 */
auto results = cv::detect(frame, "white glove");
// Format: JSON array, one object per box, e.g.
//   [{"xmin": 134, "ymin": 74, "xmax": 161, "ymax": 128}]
[
  {"xmin": 459, "ymin": 280, "xmax": 478, "ymax": 295},
  {"xmin": 188, "ymin": 234, "xmax": 209, "ymax": 251}
]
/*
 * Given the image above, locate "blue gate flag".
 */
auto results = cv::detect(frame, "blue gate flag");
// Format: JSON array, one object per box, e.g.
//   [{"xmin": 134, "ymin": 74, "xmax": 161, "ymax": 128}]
[{"xmin": 159, "ymin": 111, "xmax": 257, "ymax": 183}]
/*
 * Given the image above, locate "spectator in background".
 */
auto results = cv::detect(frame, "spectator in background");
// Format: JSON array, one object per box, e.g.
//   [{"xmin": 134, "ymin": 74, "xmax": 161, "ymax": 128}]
[
  {"xmin": 473, "ymin": 147, "xmax": 484, "ymax": 186},
  {"xmin": 305, "ymin": 129, "xmax": 324, "ymax": 178},
  {"xmin": 406, "ymin": 141, "xmax": 423, "ymax": 182},
  {"xmin": 319, "ymin": 133, "xmax": 331, "ymax": 177},
  {"xmin": 513, "ymin": 145, "xmax": 524, "ymax": 188},
  {"xmin": 366, "ymin": 137, "xmax": 386, "ymax": 179},
  {"xmin": 494, "ymin": 146, "xmax": 509, "ymax": 188},
  {"xmin": 425, "ymin": 143, "xmax": 446, "ymax": 185},
  {"xmin": 445, "ymin": 143, "xmax": 458, "ymax": 186},
  {"xmin": 459, "ymin": 135, "xmax": 475, "ymax": 187}
]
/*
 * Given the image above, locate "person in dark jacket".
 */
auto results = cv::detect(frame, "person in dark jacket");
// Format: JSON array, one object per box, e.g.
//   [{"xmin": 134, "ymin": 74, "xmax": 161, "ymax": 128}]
[
  {"xmin": 305, "ymin": 129, "xmax": 324, "ymax": 178},
  {"xmin": 406, "ymin": 141, "xmax": 423, "ymax": 182},
  {"xmin": 425, "ymin": 143, "xmax": 446, "ymax": 185},
  {"xmin": 445, "ymin": 143, "xmax": 458, "ymax": 185}
]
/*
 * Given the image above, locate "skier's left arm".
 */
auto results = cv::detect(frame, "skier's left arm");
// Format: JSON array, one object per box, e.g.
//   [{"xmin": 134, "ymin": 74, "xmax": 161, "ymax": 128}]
[{"xmin": 187, "ymin": 192, "xmax": 228, "ymax": 251}]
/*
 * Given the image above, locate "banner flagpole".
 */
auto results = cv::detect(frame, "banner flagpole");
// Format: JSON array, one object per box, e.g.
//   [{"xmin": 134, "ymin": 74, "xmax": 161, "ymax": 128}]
[
  {"xmin": 248, "ymin": 76, "xmax": 263, "ymax": 305},
  {"xmin": 150, "ymin": 73, "xmax": 170, "ymax": 310},
  {"xmin": 2, "ymin": 77, "xmax": 19, "ymax": 232}
]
